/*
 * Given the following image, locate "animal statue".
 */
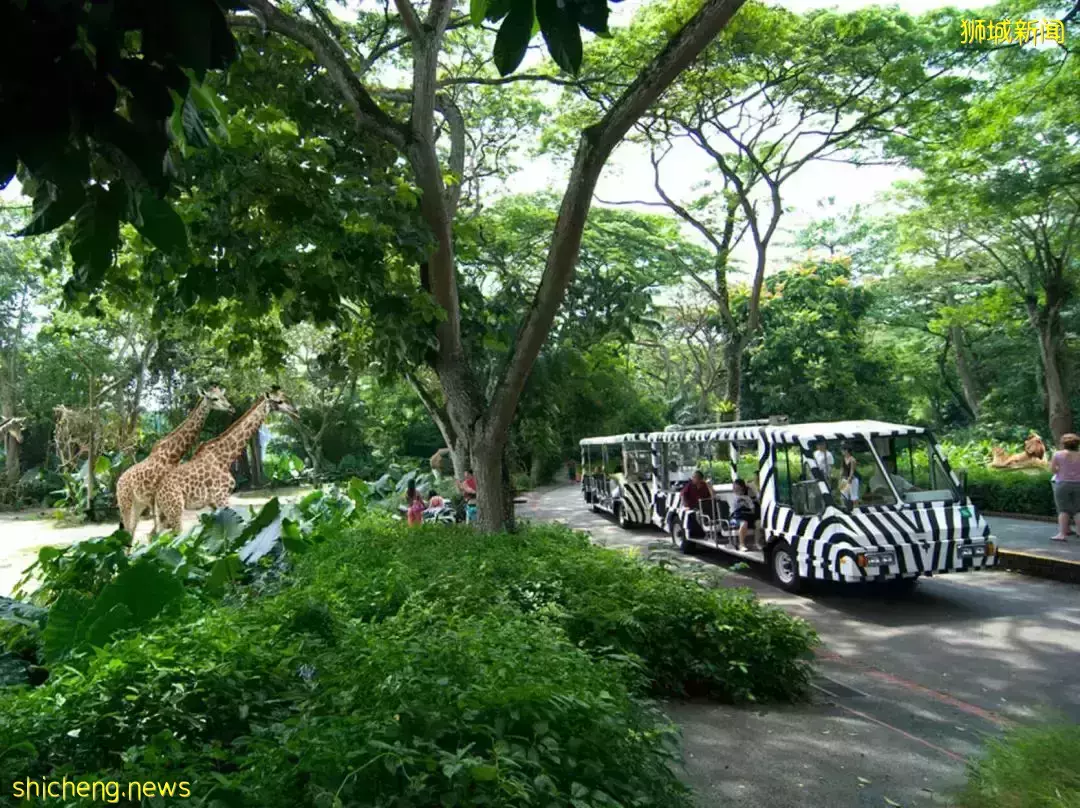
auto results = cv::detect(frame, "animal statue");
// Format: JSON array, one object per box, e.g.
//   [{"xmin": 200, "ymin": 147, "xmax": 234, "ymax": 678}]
[
  {"xmin": 989, "ymin": 433, "xmax": 1050, "ymax": 470},
  {"xmin": 154, "ymin": 387, "xmax": 299, "ymax": 533},
  {"xmin": 0, "ymin": 416, "xmax": 26, "ymax": 444},
  {"xmin": 116, "ymin": 385, "xmax": 234, "ymax": 535},
  {"xmin": 430, "ymin": 447, "xmax": 451, "ymax": 476}
]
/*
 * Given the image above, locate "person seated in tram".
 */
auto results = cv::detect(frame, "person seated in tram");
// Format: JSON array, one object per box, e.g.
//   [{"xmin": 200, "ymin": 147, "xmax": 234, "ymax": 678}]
[
  {"xmin": 732, "ymin": 478, "xmax": 758, "ymax": 551},
  {"xmin": 681, "ymin": 470, "xmax": 713, "ymax": 511}
]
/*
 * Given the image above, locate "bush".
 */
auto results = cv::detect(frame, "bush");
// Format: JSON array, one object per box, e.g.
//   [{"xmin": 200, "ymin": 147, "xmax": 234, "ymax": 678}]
[
  {"xmin": 962, "ymin": 466, "xmax": 1054, "ymax": 516},
  {"xmin": 957, "ymin": 724, "xmax": 1080, "ymax": 808},
  {"xmin": 0, "ymin": 515, "xmax": 816, "ymax": 806},
  {"xmin": 0, "ymin": 535, "xmax": 705, "ymax": 807},
  {"xmin": 295, "ymin": 521, "xmax": 817, "ymax": 702}
]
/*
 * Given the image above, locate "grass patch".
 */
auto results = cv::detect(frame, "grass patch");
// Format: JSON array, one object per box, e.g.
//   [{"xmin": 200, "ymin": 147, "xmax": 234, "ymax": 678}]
[{"xmin": 958, "ymin": 725, "xmax": 1080, "ymax": 808}]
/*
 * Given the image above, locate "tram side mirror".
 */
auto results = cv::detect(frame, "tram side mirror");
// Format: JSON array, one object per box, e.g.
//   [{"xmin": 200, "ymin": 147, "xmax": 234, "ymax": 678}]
[{"xmin": 956, "ymin": 469, "xmax": 968, "ymax": 501}]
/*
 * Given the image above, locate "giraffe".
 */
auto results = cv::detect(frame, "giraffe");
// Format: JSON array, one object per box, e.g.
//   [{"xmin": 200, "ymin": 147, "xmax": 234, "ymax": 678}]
[
  {"xmin": 154, "ymin": 387, "xmax": 299, "ymax": 533},
  {"xmin": 116, "ymin": 385, "xmax": 234, "ymax": 535}
]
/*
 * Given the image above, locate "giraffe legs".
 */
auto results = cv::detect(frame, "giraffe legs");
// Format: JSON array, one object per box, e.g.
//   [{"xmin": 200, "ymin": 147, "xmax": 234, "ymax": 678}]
[
  {"xmin": 116, "ymin": 476, "xmax": 135, "ymax": 533},
  {"xmin": 155, "ymin": 483, "xmax": 185, "ymax": 535}
]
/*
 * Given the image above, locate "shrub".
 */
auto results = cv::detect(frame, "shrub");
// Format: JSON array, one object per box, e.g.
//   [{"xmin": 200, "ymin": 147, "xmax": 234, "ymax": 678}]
[
  {"xmin": 962, "ymin": 466, "xmax": 1054, "ymax": 516},
  {"xmin": 0, "ymin": 560, "xmax": 693, "ymax": 807},
  {"xmin": 956, "ymin": 724, "xmax": 1080, "ymax": 808},
  {"xmin": 0, "ymin": 514, "xmax": 816, "ymax": 806},
  {"xmin": 294, "ymin": 521, "xmax": 817, "ymax": 702}
]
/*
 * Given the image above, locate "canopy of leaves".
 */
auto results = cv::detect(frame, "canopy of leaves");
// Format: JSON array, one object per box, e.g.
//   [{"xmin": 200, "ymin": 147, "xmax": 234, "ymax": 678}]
[{"xmin": 1, "ymin": 0, "xmax": 240, "ymax": 293}]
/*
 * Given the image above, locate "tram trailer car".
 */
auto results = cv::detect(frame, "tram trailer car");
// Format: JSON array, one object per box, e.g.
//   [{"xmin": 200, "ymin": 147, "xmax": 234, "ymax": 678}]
[{"xmin": 581, "ymin": 419, "xmax": 998, "ymax": 592}]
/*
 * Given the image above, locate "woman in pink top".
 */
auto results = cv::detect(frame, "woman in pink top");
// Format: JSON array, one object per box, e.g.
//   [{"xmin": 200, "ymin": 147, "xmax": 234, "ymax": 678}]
[{"xmin": 1050, "ymin": 433, "xmax": 1080, "ymax": 541}]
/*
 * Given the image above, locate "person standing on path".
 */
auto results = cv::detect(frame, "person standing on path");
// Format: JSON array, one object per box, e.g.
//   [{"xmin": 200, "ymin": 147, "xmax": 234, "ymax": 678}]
[{"xmin": 1049, "ymin": 433, "xmax": 1080, "ymax": 541}]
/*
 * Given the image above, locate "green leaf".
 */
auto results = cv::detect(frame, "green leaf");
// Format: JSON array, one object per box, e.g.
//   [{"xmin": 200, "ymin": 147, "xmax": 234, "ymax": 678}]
[
  {"xmin": 42, "ymin": 591, "xmax": 92, "ymax": 663},
  {"xmin": 83, "ymin": 603, "xmax": 134, "ymax": 648},
  {"xmin": 484, "ymin": 0, "xmax": 513, "ymax": 21},
  {"xmin": 206, "ymin": 554, "xmax": 244, "ymax": 594},
  {"xmin": 15, "ymin": 184, "xmax": 86, "ymax": 237},
  {"xmin": 86, "ymin": 561, "xmax": 184, "ymax": 627},
  {"xmin": 134, "ymin": 192, "xmax": 188, "ymax": 254},
  {"xmin": 0, "ymin": 653, "xmax": 29, "ymax": 687},
  {"xmin": 70, "ymin": 192, "xmax": 122, "ymax": 288},
  {"xmin": 0, "ymin": 596, "xmax": 47, "ymax": 630},
  {"xmin": 493, "ymin": 0, "xmax": 535, "ymax": 77},
  {"xmin": 470, "ymin": 0, "xmax": 488, "ymax": 26},
  {"xmin": 93, "ymin": 455, "xmax": 112, "ymax": 476},
  {"xmin": 238, "ymin": 504, "xmax": 284, "ymax": 564},
  {"xmin": 470, "ymin": 765, "xmax": 499, "ymax": 781},
  {"xmin": 181, "ymin": 96, "xmax": 211, "ymax": 148},
  {"xmin": 536, "ymin": 0, "xmax": 583, "ymax": 75},
  {"xmin": 575, "ymin": 0, "xmax": 610, "ymax": 35},
  {"xmin": 236, "ymin": 498, "xmax": 282, "ymax": 548}
]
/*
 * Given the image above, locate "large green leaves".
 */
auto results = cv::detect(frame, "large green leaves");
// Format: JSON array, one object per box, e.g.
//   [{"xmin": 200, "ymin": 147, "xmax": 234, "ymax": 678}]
[
  {"xmin": 1, "ymin": 0, "xmax": 236, "ymax": 284},
  {"xmin": 133, "ymin": 191, "xmax": 188, "ymax": 255},
  {"xmin": 536, "ymin": 0, "xmax": 584, "ymax": 75},
  {"xmin": 486, "ymin": 0, "xmax": 612, "ymax": 75},
  {"xmin": 493, "ymin": 0, "xmax": 537, "ymax": 76},
  {"xmin": 42, "ymin": 561, "xmax": 185, "ymax": 663}
]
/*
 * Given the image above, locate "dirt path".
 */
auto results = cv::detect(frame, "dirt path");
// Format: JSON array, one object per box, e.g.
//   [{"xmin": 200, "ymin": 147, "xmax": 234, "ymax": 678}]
[{"xmin": 0, "ymin": 487, "xmax": 312, "ymax": 597}]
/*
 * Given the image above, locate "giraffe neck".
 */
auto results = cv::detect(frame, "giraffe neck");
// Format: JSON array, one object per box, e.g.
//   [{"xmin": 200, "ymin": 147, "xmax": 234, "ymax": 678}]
[
  {"xmin": 194, "ymin": 395, "xmax": 265, "ymax": 460},
  {"xmin": 150, "ymin": 398, "xmax": 212, "ymax": 464},
  {"xmin": 212, "ymin": 399, "xmax": 271, "ymax": 466}
]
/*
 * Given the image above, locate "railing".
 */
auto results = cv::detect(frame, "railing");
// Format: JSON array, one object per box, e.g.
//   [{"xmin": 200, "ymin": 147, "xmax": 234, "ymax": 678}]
[{"xmin": 663, "ymin": 415, "xmax": 788, "ymax": 432}]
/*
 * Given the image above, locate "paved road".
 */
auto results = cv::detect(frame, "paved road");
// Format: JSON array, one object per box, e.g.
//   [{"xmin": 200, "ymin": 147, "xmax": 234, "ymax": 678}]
[{"xmin": 520, "ymin": 484, "xmax": 1080, "ymax": 808}]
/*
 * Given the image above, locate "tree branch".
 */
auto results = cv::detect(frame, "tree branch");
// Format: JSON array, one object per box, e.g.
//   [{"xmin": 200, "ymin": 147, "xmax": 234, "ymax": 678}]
[
  {"xmin": 232, "ymin": 2, "xmax": 408, "ymax": 149},
  {"xmin": 485, "ymin": 0, "xmax": 747, "ymax": 441},
  {"xmin": 392, "ymin": 0, "xmax": 423, "ymax": 41}
]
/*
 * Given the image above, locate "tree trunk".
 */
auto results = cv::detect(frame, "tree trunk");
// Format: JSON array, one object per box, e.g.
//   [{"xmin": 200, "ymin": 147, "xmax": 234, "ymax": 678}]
[
  {"xmin": 529, "ymin": 453, "xmax": 544, "ymax": 488},
  {"xmin": 86, "ymin": 380, "xmax": 96, "ymax": 520},
  {"xmin": 949, "ymin": 326, "xmax": 982, "ymax": 419},
  {"xmin": 722, "ymin": 338, "xmax": 743, "ymax": 419},
  {"xmin": 3, "ymin": 286, "xmax": 29, "ymax": 489},
  {"xmin": 125, "ymin": 340, "xmax": 156, "ymax": 451},
  {"xmin": 472, "ymin": 436, "xmax": 513, "ymax": 533},
  {"xmin": 249, "ymin": 431, "xmax": 264, "ymax": 487},
  {"xmin": 1036, "ymin": 310, "xmax": 1072, "ymax": 441}
]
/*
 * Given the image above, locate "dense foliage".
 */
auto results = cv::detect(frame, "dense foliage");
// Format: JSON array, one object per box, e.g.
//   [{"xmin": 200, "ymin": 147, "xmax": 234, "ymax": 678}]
[
  {"xmin": 0, "ymin": 499, "xmax": 816, "ymax": 806},
  {"xmin": 1, "ymin": 0, "xmax": 1077, "ymax": 523}
]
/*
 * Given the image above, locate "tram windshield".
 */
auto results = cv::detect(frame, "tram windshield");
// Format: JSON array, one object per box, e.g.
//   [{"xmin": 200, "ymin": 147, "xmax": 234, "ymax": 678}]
[
  {"xmin": 622, "ymin": 443, "xmax": 653, "ymax": 482},
  {"xmin": 876, "ymin": 434, "xmax": 960, "ymax": 504},
  {"xmin": 811, "ymin": 433, "xmax": 959, "ymax": 510}
]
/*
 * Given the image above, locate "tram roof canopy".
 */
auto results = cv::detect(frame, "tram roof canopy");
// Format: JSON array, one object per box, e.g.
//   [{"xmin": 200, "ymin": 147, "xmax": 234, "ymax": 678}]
[{"xmin": 579, "ymin": 420, "xmax": 928, "ymax": 448}]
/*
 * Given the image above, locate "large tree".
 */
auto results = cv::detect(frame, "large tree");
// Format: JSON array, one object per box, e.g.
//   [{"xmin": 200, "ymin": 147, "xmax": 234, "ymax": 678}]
[
  {"xmin": 560, "ymin": 2, "xmax": 967, "ymax": 416},
  {"xmin": 204, "ymin": 0, "xmax": 748, "ymax": 529},
  {"xmin": 889, "ymin": 25, "xmax": 1080, "ymax": 440}
]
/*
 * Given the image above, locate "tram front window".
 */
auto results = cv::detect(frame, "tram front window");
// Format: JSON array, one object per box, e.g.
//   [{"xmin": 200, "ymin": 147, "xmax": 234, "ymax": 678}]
[
  {"xmin": 881, "ymin": 434, "xmax": 959, "ymax": 504},
  {"xmin": 667, "ymin": 443, "xmax": 700, "ymax": 484},
  {"xmin": 816, "ymin": 437, "xmax": 897, "ymax": 510}
]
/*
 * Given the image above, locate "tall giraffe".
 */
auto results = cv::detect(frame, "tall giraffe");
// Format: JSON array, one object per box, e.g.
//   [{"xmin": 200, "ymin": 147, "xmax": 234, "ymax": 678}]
[
  {"xmin": 116, "ymin": 385, "xmax": 234, "ymax": 535},
  {"xmin": 154, "ymin": 387, "xmax": 299, "ymax": 533}
]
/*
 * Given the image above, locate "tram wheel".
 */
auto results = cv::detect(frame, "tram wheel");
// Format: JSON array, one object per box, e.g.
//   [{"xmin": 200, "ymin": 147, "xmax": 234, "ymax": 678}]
[
  {"xmin": 671, "ymin": 522, "xmax": 693, "ymax": 554},
  {"xmin": 770, "ymin": 540, "xmax": 802, "ymax": 593}
]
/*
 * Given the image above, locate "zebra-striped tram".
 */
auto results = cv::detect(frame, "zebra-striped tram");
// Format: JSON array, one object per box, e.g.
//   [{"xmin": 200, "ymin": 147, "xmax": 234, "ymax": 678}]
[{"xmin": 580, "ymin": 418, "xmax": 998, "ymax": 592}]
